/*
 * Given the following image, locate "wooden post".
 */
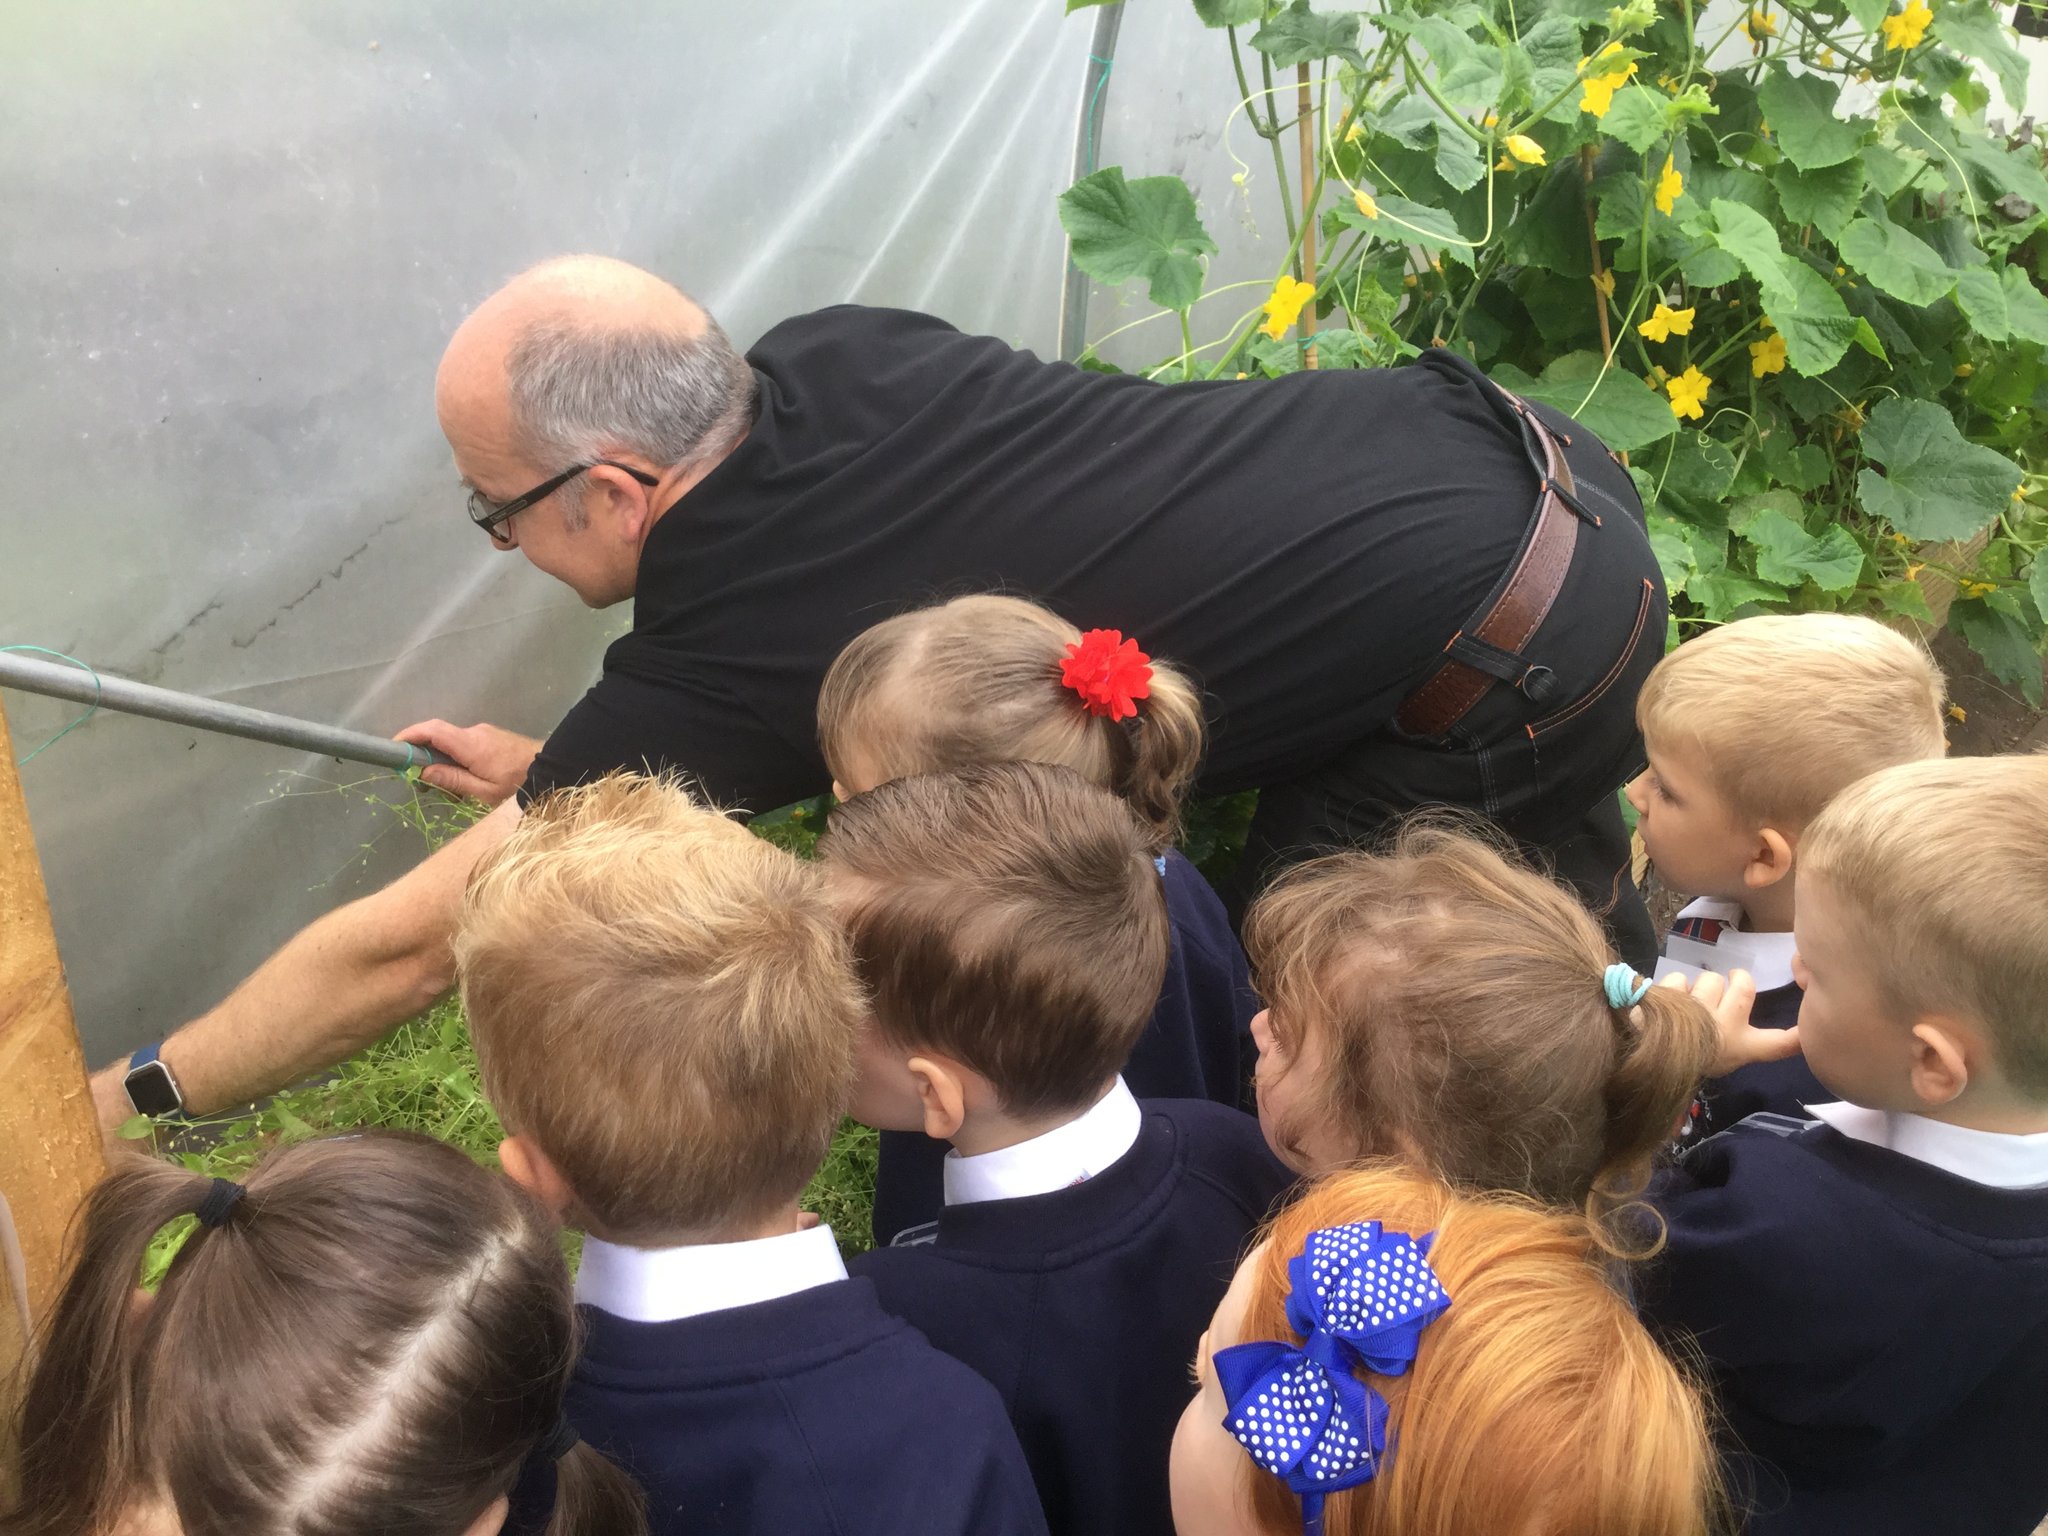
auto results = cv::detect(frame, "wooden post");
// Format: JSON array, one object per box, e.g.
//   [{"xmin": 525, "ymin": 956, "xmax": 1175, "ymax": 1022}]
[{"xmin": 0, "ymin": 695, "xmax": 105, "ymax": 1437}]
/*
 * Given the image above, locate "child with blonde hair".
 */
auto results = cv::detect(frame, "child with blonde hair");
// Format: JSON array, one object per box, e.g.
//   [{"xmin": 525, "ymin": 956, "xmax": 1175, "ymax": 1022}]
[
  {"xmin": 1240, "ymin": 821, "xmax": 1783, "ymax": 1219},
  {"xmin": 454, "ymin": 773, "xmax": 1046, "ymax": 1536},
  {"xmin": 819, "ymin": 593, "xmax": 1257, "ymax": 1241},
  {"xmin": 1644, "ymin": 754, "xmax": 2048, "ymax": 1535},
  {"xmin": 1170, "ymin": 1163, "xmax": 1722, "ymax": 1536},
  {"xmin": 1626, "ymin": 612, "xmax": 1945, "ymax": 1140},
  {"xmin": 5, "ymin": 1131, "xmax": 646, "ymax": 1536}
]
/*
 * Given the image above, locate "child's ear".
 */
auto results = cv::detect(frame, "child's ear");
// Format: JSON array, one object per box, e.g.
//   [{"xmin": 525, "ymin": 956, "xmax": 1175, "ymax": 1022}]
[
  {"xmin": 497, "ymin": 1135, "xmax": 578, "ymax": 1224},
  {"xmin": 1906, "ymin": 1018, "xmax": 1971, "ymax": 1109},
  {"xmin": 907, "ymin": 1055, "xmax": 970, "ymax": 1142},
  {"xmin": 1742, "ymin": 826, "xmax": 1796, "ymax": 892},
  {"xmin": 461, "ymin": 1494, "xmax": 510, "ymax": 1536}
]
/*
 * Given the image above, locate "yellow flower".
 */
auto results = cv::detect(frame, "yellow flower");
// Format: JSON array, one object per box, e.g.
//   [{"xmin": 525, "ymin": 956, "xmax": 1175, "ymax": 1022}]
[
  {"xmin": 1259, "ymin": 275, "xmax": 1318, "ymax": 340},
  {"xmin": 1647, "ymin": 364, "xmax": 1670, "ymax": 388},
  {"xmin": 1739, "ymin": 7, "xmax": 1777, "ymax": 39},
  {"xmin": 1904, "ymin": 562, "xmax": 1925, "ymax": 579},
  {"xmin": 1580, "ymin": 62, "xmax": 1638, "ymax": 117},
  {"xmin": 1504, "ymin": 134, "xmax": 1547, "ymax": 165},
  {"xmin": 1666, "ymin": 366, "xmax": 1711, "ymax": 420},
  {"xmin": 1654, "ymin": 155, "xmax": 1684, "ymax": 215},
  {"xmin": 1495, "ymin": 154, "xmax": 1516, "ymax": 170},
  {"xmin": 1960, "ymin": 579, "xmax": 1997, "ymax": 598},
  {"xmin": 1345, "ymin": 119, "xmax": 1366, "ymax": 143},
  {"xmin": 1593, "ymin": 269, "xmax": 1617, "ymax": 299},
  {"xmin": 1881, "ymin": 0, "xmax": 1932, "ymax": 50},
  {"xmin": 1819, "ymin": 46, "xmax": 1837, "ymax": 66},
  {"xmin": 1947, "ymin": 703, "xmax": 1967, "ymax": 723},
  {"xmin": 1749, "ymin": 332, "xmax": 1788, "ymax": 377},
  {"xmin": 1955, "ymin": 361, "xmax": 1974, "ymax": 376},
  {"xmin": 1638, "ymin": 303, "xmax": 1696, "ymax": 343},
  {"xmin": 1483, "ymin": 112, "xmax": 1500, "ymax": 128},
  {"xmin": 1759, "ymin": 315, "xmax": 1775, "ymax": 331},
  {"xmin": 1353, "ymin": 189, "xmax": 1379, "ymax": 220}
]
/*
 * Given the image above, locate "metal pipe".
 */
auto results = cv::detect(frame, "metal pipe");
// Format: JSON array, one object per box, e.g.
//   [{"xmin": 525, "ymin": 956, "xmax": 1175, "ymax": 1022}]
[
  {"xmin": 0, "ymin": 651, "xmax": 441, "ymax": 774},
  {"xmin": 1058, "ymin": 2, "xmax": 1126, "ymax": 362}
]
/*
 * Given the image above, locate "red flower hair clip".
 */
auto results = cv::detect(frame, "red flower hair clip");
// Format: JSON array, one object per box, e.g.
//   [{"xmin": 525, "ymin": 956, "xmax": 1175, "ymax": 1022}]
[{"xmin": 1060, "ymin": 629, "xmax": 1153, "ymax": 722}]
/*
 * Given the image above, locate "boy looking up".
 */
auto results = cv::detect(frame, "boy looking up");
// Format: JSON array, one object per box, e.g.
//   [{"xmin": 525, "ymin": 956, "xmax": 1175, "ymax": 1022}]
[
  {"xmin": 819, "ymin": 763, "xmax": 1293, "ymax": 1536},
  {"xmin": 1642, "ymin": 754, "xmax": 2048, "ymax": 1535},
  {"xmin": 454, "ymin": 773, "xmax": 1047, "ymax": 1536},
  {"xmin": 1626, "ymin": 613, "xmax": 1945, "ymax": 1139}
]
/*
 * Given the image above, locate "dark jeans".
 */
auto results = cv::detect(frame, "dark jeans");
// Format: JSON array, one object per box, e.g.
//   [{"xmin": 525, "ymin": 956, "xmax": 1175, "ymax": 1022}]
[{"xmin": 1231, "ymin": 396, "xmax": 1665, "ymax": 972}]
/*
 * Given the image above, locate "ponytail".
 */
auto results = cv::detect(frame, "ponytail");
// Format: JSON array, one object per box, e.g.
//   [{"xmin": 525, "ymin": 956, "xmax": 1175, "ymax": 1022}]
[
  {"xmin": 6, "ymin": 1155, "xmax": 213, "ymax": 1536},
  {"xmin": 1589, "ymin": 982, "xmax": 1718, "ymax": 1252},
  {"xmin": 1109, "ymin": 657, "xmax": 1206, "ymax": 847},
  {"xmin": 546, "ymin": 1439, "xmax": 648, "ymax": 1536}
]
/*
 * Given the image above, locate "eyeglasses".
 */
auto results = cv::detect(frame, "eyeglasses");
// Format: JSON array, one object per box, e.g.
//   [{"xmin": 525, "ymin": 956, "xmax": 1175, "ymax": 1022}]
[{"xmin": 467, "ymin": 459, "xmax": 660, "ymax": 544}]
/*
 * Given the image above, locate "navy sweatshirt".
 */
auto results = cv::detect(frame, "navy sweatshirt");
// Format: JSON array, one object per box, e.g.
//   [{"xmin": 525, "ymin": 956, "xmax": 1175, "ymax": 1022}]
[
  {"xmin": 870, "ymin": 852, "xmax": 1259, "ymax": 1244},
  {"xmin": 854, "ymin": 1100, "xmax": 1296, "ymax": 1536},
  {"xmin": 1641, "ymin": 1116, "xmax": 2048, "ymax": 1535},
  {"xmin": 553, "ymin": 1277, "xmax": 1048, "ymax": 1536}
]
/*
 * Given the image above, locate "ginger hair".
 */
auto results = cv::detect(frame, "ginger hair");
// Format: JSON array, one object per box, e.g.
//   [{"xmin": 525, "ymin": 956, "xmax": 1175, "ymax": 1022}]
[
  {"xmin": 1235, "ymin": 1165, "xmax": 1722, "ymax": 1536},
  {"xmin": 816, "ymin": 593, "xmax": 1207, "ymax": 846},
  {"xmin": 4, "ymin": 1132, "xmax": 646, "ymax": 1536},
  {"xmin": 455, "ymin": 773, "xmax": 861, "ymax": 1243},
  {"xmin": 1243, "ymin": 822, "xmax": 1717, "ymax": 1222},
  {"xmin": 1803, "ymin": 752, "xmax": 2048, "ymax": 1098},
  {"xmin": 818, "ymin": 761, "xmax": 1170, "ymax": 1118},
  {"xmin": 1635, "ymin": 613, "xmax": 1945, "ymax": 831}
]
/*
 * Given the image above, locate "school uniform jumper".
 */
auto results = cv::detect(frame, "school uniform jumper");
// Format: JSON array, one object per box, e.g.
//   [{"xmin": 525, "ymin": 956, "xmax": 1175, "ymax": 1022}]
[
  {"xmin": 1655, "ymin": 898, "xmax": 1826, "ymax": 1146},
  {"xmin": 1641, "ymin": 1106, "xmax": 2048, "ymax": 1535},
  {"xmin": 853, "ymin": 1082, "xmax": 1297, "ymax": 1536},
  {"xmin": 555, "ymin": 1226, "xmax": 1048, "ymax": 1536},
  {"xmin": 870, "ymin": 850, "xmax": 1260, "ymax": 1245}
]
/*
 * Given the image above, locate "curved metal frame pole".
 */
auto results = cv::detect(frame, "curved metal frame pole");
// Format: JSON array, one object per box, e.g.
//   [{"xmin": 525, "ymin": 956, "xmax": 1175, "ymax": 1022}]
[
  {"xmin": 0, "ymin": 651, "xmax": 441, "ymax": 773},
  {"xmin": 1058, "ymin": 2, "xmax": 1126, "ymax": 362}
]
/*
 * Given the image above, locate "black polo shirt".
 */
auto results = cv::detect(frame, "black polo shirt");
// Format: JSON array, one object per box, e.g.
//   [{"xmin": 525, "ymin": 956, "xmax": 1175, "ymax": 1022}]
[{"xmin": 521, "ymin": 305, "xmax": 1531, "ymax": 811}]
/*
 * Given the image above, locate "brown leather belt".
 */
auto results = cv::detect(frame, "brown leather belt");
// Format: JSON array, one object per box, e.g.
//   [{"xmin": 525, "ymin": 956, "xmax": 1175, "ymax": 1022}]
[{"xmin": 1393, "ymin": 380, "xmax": 1601, "ymax": 739}]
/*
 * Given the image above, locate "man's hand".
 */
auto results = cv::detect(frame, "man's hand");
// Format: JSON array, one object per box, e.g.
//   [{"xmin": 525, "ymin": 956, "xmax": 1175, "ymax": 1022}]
[
  {"xmin": 1658, "ymin": 968, "xmax": 1802, "ymax": 1077},
  {"xmin": 395, "ymin": 719, "xmax": 543, "ymax": 806}
]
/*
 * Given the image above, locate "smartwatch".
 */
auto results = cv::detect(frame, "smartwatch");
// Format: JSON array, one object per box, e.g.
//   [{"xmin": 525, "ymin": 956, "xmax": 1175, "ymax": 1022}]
[{"xmin": 123, "ymin": 1042, "xmax": 187, "ymax": 1119}]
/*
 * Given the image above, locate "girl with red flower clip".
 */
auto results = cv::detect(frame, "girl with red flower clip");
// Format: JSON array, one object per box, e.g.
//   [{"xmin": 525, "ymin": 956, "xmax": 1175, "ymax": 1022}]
[{"xmin": 818, "ymin": 594, "xmax": 1259, "ymax": 1246}]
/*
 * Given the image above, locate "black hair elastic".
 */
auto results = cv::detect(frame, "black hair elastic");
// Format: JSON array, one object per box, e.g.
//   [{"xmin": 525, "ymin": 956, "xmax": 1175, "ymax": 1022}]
[
  {"xmin": 194, "ymin": 1178, "xmax": 246, "ymax": 1229},
  {"xmin": 538, "ymin": 1413, "xmax": 581, "ymax": 1462}
]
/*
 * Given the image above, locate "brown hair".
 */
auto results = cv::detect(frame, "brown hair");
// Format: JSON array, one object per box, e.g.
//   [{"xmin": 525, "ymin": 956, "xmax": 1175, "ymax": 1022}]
[
  {"xmin": 816, "ymin": 593, "xmax": 1208, "ymax": 846},
  {"xmin": 1636, "ymin": 613, "xmax": 1945, "ymax": 831},
  {"xmin": 1803, "ymin": 752, "xmax": 2048, "ymax": 1098},
  {"xmin": 818, "ymin": 761, "xmax": 1171, "ymax": 1118},
  {"xmin": 1233, "ymin": 1165, "xmax": 1721, "ymax": 1536},
  {"xmin": 455, "ymin": 773, "xmax": 861, "ymax": 1245},
  {"xmin": 1242, "ymin": 822, "xmax": 1717, "ymax": 1220},
  {"xmin": 3, "ymin": 1133, "xmax": 645, "ymax": 1536}
]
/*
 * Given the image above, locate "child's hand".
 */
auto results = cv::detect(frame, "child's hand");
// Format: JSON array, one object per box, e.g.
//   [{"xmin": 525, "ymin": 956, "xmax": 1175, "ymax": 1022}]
[{"xmin": 1658, "ymin": 969, "xmax": 1802, "ymax": 1077}]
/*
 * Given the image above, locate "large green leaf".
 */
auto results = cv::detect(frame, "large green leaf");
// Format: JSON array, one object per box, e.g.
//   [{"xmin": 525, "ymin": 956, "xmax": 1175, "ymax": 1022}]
[
  {"xmin": 1332, "ymin": 190, "xmax": 1475, "ymax": 268},
  {"xmin": 2032, "ymin": 555, "xmax": 2048, "ymax": 627},
  {"xmin": 1193, "ymin": 0, "xmax": 1266, "ymax": 26},
  {"xmin": 1520, "ymin": 14, "xmax": 1586, "ymax": 124},
  {"xmin": 1955, "ymin": 266, "xmax": 2048, "ymax": 345},
  {"xmin": 1856, "ymin": 398, "xmax": 2025, "ymax": 541},
  {"xmin": 1492, "ymin": 352, "xmax": 1679, "ymax": 452},
  {"xmin": 1755, "ymin": 68, "xmax": 1862, "ymax": 171},
  {"xmin": 1708, "ymin": 198, "xmax": 1785, "ymax": 281},
  {"xmin": 1742, "ymin": 508, "xmax": 1866, "ymax": 593},
  {"xmin": 1934, "ymin": 0, "xmax": 2030, "ymax": 111},
  {"xmin": 1402, "ymin": 13, "xmax": 1506, "ymax": 106},
  {"xmin": 1952, "ymin": 132, "xmax": 2048, "ymax": 211},
  {"xmin": 1691, "ymin": 571, "xmax": 1790, "ymax": 620},
  {"xmin": 1709, "ymin": 201, "xmax": 1858, "ymax": 375},
  {"xmin": 1058, "ymin": 168, "xmax": 1218, "ymax": 311},
  {"xmin": 1950, "ymin": 595, "xmax": 2045, "ymax": 706},
  {"xmin": 1772, "ymin": 160, "xmax": 1865, "ymax": 241},
  {"xmin": 1844, "ymin": 0, "xmax": 1891, "ymax": 29},
  {"xmin": 1837, "ymin": 218, "xmax": 1956, "ymax": 306},
  {"xmin": 1599, "ymin": 84, "xmax": 1670, "ymax": 154},
  {"xmin": 1860, "ymin": 143, "xmax": 1924, "ymax": 199},
  {"xmin": 1250, "ymin": 0, "xmax": 1368, "ymax": 67}
]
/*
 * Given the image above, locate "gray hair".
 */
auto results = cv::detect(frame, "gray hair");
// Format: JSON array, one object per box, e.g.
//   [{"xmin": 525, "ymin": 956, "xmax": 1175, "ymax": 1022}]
[{"xmin": 506, "ymin": 313, "xmax": 756, "ymax": 527}]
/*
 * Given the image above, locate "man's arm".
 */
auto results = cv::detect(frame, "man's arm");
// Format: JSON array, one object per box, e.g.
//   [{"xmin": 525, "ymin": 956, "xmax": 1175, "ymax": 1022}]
[{"xmin": 88, "ymin": 798, "xmax": 524, "ymax": 1133}]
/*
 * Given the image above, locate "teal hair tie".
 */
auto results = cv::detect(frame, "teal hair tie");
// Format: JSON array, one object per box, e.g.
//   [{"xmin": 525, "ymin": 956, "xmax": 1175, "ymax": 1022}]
[{"xmin": 1604, "ymin": 964, "xmax": 1651, "ymax": 1009}]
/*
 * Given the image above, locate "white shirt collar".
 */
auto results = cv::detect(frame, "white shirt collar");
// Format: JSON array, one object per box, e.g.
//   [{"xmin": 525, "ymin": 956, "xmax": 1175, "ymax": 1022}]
[
  {"xmin": 943, "ymin": 1077, "xmax": 1145, "ymax": 1207},
  {"xmin": 1653, "ymin": 896, "xmax": 1800, "ymax": 992},
  {"xmin": 574, "ymin": 1224, "xmax": 848, "ymax": 1323},
  {"xmin": 1808, "ymin": 1102, "xmax": 2048, "ymax": 1190}
]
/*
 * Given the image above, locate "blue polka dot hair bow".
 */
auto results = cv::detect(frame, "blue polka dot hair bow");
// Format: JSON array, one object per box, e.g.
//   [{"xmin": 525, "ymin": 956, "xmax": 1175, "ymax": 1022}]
[{"xmin": 1213, "ymin": 1221, "xmax": 1452, "ymax": 1534}]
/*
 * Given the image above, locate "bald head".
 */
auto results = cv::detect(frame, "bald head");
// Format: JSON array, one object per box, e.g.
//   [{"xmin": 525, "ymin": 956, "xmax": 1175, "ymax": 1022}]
[{"xmin": 438, "ymin": 256, "xmax": 753, "ymax": 479}]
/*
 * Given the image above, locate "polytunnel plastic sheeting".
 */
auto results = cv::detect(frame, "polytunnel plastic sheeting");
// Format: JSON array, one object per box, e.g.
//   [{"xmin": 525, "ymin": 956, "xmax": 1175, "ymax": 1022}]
[{"xmin": 1, "ymin": 0, "xmax": 1190, "ymax": 1065}]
